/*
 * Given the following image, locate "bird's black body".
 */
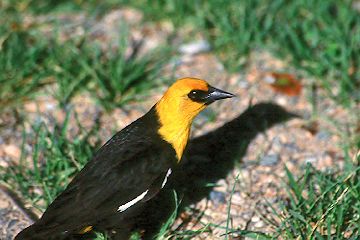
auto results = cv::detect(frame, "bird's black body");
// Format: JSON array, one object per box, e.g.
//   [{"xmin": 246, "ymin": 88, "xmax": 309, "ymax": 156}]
[
  {"xmin": 15, "ymin": 78, "xmax": 235, "ymax": 240},
  {"xmin": 16, "ymin": 106, "xmax": 177, "ymax": 240}
]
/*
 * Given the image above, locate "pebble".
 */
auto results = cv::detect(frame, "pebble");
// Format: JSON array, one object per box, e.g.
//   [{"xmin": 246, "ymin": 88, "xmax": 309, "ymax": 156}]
[
  {"xmin": 230, "ymin": 192, "xmax": 244, "ymax": 205},
  {"xmin": 283, "ymin": 142, "xmax": 299, "ymax": 152},
  {"xmin": 316, "ymin": 130, "xmax": 331, "ymax": 141},
  {"xmin": 263, "ymin": 74, "xmax": 275, "ymax": 84},
  {"xmin": 305, "ymin": 156, "xmax": 317, "ymax": 164},
  {"xmin": 260, "ymin": 154, "xmax": 280, "ymax": 166},
  {"xmin": 251, "ymin": 215, "xmax": 260, "ymax": 222},
  {"xmin": 3, "ymin": 145, "xmax": 21, "ymax": 160},
  {"xmin": 178, "ymin": 40, "xmax": 211, "ymax": 55},
  {"xmin": 209, "ymin": 191, "xmax": 226, "ymax": 205},
  {"xmin": 254, "ymin": 220, "xmax": 265, "ymax": 228},
  {"xmin": 238, "ymin": 80, "xmax": 250, "ymax": 89},
  {"xmin": 0, "ymin": 188, "xmax": 33, "ymax": 239},
  {"xmin": 276, "ymin": 96, "xmax": 288, "ymax": 106},
  {"xmin": 45, "ymin": 102, "xmax": 56, "ymax": 111}
]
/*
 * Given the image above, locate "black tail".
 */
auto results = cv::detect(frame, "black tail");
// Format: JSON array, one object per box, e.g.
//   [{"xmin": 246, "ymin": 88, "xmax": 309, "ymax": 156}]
[
  {"xmin": 15, "ymin": 224, "xmax": 99, "ymax": 240},
  {"xmin": 15, "ymin": 224, "xmax": 71, "ymax": 240}
]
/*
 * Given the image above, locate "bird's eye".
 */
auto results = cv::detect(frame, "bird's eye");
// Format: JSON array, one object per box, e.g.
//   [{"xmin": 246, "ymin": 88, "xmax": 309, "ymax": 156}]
[
  {"xmin": 187, "ymin": 89, "xmax": 208, "ymax": 102},
  {"xmin": 188, "ymin": 90, "xmax": 198, "ymax": 100}
]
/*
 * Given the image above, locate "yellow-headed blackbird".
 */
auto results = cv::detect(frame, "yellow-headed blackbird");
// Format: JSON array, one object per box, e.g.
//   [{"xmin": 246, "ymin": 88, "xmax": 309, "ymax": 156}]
[{"xmin": 15, "ymin": 77, "xmax": 234, "ymax": 240}]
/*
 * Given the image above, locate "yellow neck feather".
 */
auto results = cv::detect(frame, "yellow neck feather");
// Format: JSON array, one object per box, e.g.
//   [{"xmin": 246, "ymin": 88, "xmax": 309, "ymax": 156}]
[{"xmin": 155, "ymin": 95, "xmax": 203, "ymax": 161}]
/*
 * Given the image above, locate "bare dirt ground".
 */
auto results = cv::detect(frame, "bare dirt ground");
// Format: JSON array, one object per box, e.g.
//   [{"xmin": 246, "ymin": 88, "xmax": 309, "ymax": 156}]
[{"xmin": 0, "ymin": 8, "xmax": 356, "ymax": 240}]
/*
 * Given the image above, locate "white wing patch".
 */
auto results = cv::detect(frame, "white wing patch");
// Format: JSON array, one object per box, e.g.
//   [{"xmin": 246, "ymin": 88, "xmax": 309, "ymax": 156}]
[
  {"xmin": 117, "ymin": 168, "xmax": 172, "ymax": 212},
  {"xmin": 117, "ymin": 190, "xmax": 148, "ymax": 212},
  {"xmin": 161, "ymin": 168, "xmax": 172, "ymax": 188}
]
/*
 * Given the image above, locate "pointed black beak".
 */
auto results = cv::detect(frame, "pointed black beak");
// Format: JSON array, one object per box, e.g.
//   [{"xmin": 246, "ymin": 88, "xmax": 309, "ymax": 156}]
[{"xmin": 205, "ymin": 86, "xmax": 235, "ymax": 105}]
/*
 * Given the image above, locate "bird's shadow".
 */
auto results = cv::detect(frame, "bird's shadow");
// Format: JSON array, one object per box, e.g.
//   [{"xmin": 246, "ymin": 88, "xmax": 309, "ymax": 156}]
[{"xmin": 134, "ymin": 102, "xmax": 298, "ymax": 239}]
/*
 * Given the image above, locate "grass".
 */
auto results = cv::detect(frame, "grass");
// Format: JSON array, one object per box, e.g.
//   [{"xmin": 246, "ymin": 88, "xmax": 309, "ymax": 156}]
[
  {"xmin": 128, "ymin": 0, "xmax": 360, "ymax": 107},
  {"xmin": 270, "ymin": 161, "xmax": 360, "ymax": 239},
  {"xmin": 0, "ymin": 4, "xmax": 170, "ymax": 111},
  {"xmin": 225, "ymin": 174, "xmax": 240, "ymax": 240},
  {"xmin": 1, "ymin": 110, "xmax": 101, "ymax": 211},
  {"xmin": 221, "ymin": 156, "xmax": 360, "ymax": 239},
  {"xmin": 0, "ymin": 31, "xmax": 52, "ymax": 108},
  {"xmin": 0, "ymin": 29, "xmax": 169, "ymax": 111},
  {"xmin": 81, "ymin": 28, "xmax": 169, "ymax": 111},
  {"xmin": 46, "ymin": 27, "xmax": 169, "ymax": 110},
  {"xmin": 0, "ymin": 0, "xmax": 359, "ymax": 239},
  {"xmin": 155, "ymin": 191, "xmax": 180, "ymax": 239}
]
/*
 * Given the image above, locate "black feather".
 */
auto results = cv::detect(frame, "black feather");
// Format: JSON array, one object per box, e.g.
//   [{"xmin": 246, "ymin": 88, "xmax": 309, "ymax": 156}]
[{"xmin": 15, "ymin": 106, "xmax": 177, "ymax": 240}]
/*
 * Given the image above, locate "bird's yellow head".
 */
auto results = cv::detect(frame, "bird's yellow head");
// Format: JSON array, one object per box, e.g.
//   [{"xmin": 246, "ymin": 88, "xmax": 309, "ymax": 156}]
[{"xmin": 156, "ymin": 77, "xmax": 234, "ymax": 161}]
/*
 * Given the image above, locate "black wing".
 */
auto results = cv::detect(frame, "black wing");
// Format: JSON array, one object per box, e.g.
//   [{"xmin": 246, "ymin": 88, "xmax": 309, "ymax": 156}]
[{"xmin": 27, "ymin": 112, "xmax": 176, "ymax": 237}]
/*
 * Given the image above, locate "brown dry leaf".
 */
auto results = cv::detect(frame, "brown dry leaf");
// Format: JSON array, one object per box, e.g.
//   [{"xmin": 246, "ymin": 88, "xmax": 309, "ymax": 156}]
[{"xmin": 266, "ymin": 72, "xmax": 302, "ymax": 96}]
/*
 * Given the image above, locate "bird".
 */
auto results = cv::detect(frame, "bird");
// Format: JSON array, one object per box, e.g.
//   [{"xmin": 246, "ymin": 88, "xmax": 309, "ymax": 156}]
[{"xmin": 15, "ymin": 77, "xmax": 234, "ymax": 240}]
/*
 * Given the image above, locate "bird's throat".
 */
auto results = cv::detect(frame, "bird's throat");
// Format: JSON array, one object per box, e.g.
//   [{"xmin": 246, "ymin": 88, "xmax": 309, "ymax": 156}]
[
  {"xmin": 155, "ymin": 101, "xmax": 194, "ymax": 161},
  {"xmin": 158, "ymin": 124, "xmax": 190, "ymax": 161}
]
